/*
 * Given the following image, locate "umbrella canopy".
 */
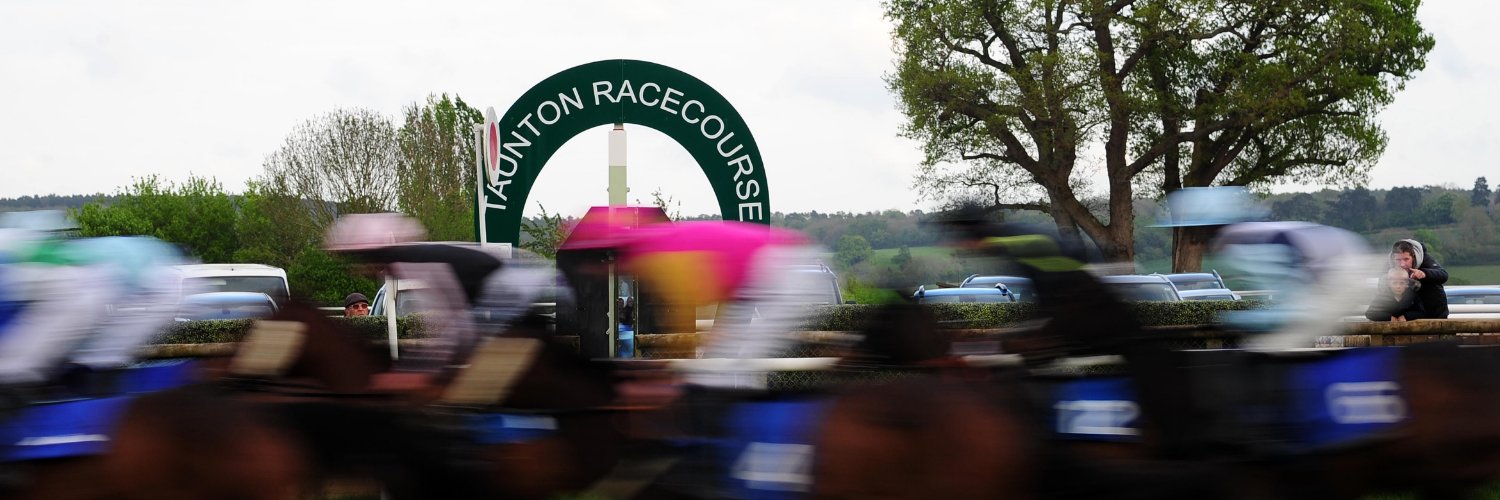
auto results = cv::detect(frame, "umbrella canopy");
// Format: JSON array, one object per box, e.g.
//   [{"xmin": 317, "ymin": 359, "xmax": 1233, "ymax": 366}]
[
  {"xmin": 557, "ymin": 206, "xmax": 671, "ymax": 251},
  {"xmin": 620, "ymin": 221, "xmax": 807, "ymax": 302},
  {"xmin": 355, "ymin": 243, "xmax": 504, "ymax": 306}
]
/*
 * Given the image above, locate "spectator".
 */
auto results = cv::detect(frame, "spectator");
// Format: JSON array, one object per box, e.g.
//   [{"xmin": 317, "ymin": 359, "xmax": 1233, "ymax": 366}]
[
  {"xmin": 1366, "ymin": 268, "xmax": 1425, "ymax": 322},
  {"xmin": 1390, "ymin": 239, "xmax": 1448, "ymax": 318},
  {"xmin": 343, "ymin": 293, "xmax": 370, "ymax": 317}
]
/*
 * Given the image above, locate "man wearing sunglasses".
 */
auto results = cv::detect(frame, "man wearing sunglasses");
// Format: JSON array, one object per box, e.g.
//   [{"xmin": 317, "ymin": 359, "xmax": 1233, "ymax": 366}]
[{"xmin": 343, "ymin": 292, "xmax": 371, "ymax": 318}]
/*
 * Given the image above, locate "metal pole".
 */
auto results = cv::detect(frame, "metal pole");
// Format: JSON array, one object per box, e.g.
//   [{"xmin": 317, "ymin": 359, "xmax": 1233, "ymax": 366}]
[
  {"xmin": 606, "ymin": 124, "xmax": 627, "ymax": 358},
  {"xmin": 385, "ymin": 274, "xmax": 399, "ymax": 360},
  {"xmin": 474, "ymin": 124, "xmax": 487, "ymax": 244}
]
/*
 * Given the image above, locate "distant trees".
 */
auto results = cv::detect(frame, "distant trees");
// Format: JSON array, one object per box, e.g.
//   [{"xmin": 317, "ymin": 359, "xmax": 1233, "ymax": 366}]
[
  {"xmin": 1383, "ymin": 186, "xmax": 1425, "ymax": 227},
  {"xmin": 1327, "ymin": 187, "xmax": 1378, "ymax": 232},
  {"xmin": 1272, "ymin": 193, "xmax": 1323, "ymax": 222},
  {"xmin": 1473, "ymin": 177, "xmax": 1492, "ymax": 207}
]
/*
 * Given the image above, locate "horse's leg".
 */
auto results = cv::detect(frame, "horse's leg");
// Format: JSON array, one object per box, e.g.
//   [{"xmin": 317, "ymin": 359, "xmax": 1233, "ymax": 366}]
[
  {"xmin": 4, "ymin": 458, "xmax": 113, "ymax": 500},
  {"xmin": 812, "ymin": 380, "xmax": 1035, "ymax": 500}
]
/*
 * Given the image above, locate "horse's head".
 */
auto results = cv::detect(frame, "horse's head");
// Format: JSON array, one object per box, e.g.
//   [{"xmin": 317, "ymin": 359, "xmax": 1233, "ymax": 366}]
[{"xmin": 847, "ymin": 303, "xmax": 954, "ymax": 367}]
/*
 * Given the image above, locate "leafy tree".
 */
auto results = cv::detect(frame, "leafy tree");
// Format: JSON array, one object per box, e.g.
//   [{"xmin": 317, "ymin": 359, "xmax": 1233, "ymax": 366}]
[
  {"xmin": 285, "ymin": 246, "xmax": 379, "ymax": 305},
  {"xmin": 1272, "ymin": 193, "xmax": 1323, "ymax": 222},
  {"xmin": 834, "ymin": 235, "xmax": 874, "ymax": 268},
  {"xmin": 72, "ymin": 175, "xmax": 240, "ymax": 262},
  {"xmin": 397, "ymin": 94, "xmax": 484, "ymax": 241},
  {"xmin": 1473, "ymin": 177, "xmax": 1492, "ymax": 207},
  {"xmin": 885, "ymin": 0, "xmax": 1432, "ymax": 271},
  {"xmin": 1458, "ymin": 207, "xmax": 1495, "ymax": 248},
  {"xmin": 644, "ymin": 187, "xmax": 682, "ymax": 221},
  {"xmin": 233, "ymin": 178, "xmax": 322, "ymax": 268},
  {"xmin": 1383, "ymin": 186, "xmax": 1425, "ymax": 227},
  {"xmin": 892, "ymin": 245, "xmax": 914, "ymax": 269},
  {"xmin": 1412, "ymin": 228, "xmax": 1445, "ymax": 264},
  {"xmin": 519, "ymin": 204, "xmax": 569, "ymax": 259}
]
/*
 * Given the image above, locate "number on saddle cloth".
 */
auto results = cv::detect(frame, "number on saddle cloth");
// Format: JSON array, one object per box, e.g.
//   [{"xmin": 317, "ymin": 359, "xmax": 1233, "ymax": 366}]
[
  {"xmin": 721, "ymin": 398, "xmax": 831, "ymax": 499},
  {"xmin": 1051, "ymin": 377, "xmax": 1142, "ymax": 442},
  {"xmin": 1283, "ymin": 348, "xmax": 1406, "ymax": 448},
  {"xmin": 229, "ymin": 320, "xmax": 307, "ymax": 378},
  {"xmin": 118, "ymin": 359, "xmax": 198, "ymax": 394},
  {"xmin": 465, "ymin": 413, "xmax": 557, "ymax": 445},
  {"xmin": 0, "ymin": 396, "xmax": 132, "ymax": 462}
]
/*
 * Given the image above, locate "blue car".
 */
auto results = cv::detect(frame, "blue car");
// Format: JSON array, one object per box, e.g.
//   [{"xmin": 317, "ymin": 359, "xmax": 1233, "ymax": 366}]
[{"xmin": 175, "ymin": 292, "xmax": 279, "ymax": 321}]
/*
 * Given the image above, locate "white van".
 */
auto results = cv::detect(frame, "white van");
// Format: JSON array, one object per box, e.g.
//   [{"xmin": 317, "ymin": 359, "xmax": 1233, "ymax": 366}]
[{"xmin": 174, "ymin": 264, "xmax": 291, "ymax": 306}]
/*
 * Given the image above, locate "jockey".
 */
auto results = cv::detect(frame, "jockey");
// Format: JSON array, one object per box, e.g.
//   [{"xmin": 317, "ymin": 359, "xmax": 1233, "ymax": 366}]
[
  {"xmin": 63, "ymin": 236, "xmax": 186, "ymax": 372},
  {"xmin": 324, "ymin": 213, "xmax": 512, "ymax": 384},
  {"xmin": 0, "ymin": 212, "xmax": 114, "ymax": 387},
  {"xmin": 1152, "ymin": 187, "xmax": 1380, "ymax": 350}
]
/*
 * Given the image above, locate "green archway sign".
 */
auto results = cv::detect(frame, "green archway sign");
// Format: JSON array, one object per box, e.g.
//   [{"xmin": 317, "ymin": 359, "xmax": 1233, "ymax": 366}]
[{"xmin": 478, "ymin": 59, "xmax": 770, "ymax": 245}]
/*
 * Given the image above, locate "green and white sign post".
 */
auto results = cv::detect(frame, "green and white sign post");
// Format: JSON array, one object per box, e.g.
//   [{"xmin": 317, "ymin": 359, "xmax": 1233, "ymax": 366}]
[{"xmin": 475, "ymin": 59, "xmax": 771, "ymax": 357}]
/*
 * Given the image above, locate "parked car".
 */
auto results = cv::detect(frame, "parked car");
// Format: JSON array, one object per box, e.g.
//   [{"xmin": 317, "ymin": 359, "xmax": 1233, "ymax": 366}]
[
  {"xmin": 1099, "ymin": 274, "xmax": 1183, "ymax": 301},
  {"xmin": 370, "ymin": 278, "xmax": 432, "ymax": 317},
  {"xmin": 1177, "ymin": 288, "xmax": 1241, "ymax": 301},
  {"xmin": 789, "ymin": 263, "xmax": 850, "ymax": 305},
  {"xmin": 958, "ymin": 275, "xmax": 1037, "ymax": 302},
  {"xmin": 174, "ymin": 264, "xmax": 290, "ymax": 306},
  {"xmin": 174, "ymin": 292, "xmax": 278, "ymax": 321},
  {"xmin": 1444, "ymin": 286, "xmax": 1500, "ymax": 319},
  {"xmin": 1158, "ymin": 271, "xmax": 1230, "ymax": 292},
  {"xmin": 912, "ymin": 285, "xmax": 1017, "ymax": 304}
]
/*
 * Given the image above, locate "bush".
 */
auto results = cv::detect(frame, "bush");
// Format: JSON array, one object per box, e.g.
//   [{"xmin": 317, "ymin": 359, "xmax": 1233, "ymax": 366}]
[
  {"xmin": 157, "ymin": 315, "xmax": 434, "ymax": 344},
  {"xmin": 154, "ymin": 302, "xmax": 1260, "ymax": 345}
]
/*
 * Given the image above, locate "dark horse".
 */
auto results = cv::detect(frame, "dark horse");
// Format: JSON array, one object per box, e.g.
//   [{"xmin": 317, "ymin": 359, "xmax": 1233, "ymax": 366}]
[
  {"xmin": 212, "ymin": 301, "xmax": 629, "ymax": 500},
  {"xmin": 0, "ymin": 360, "xmax": 310, "ymax": 500}
]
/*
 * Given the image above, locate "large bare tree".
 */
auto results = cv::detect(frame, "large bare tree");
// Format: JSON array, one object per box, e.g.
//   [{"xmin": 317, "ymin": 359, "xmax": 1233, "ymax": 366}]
[
  {"xmin": 887, "ymin": 0, "xmax": 1432, "ymax": 270},
  {"xmin": 261, "ymin": 108, "xmax": 401, "ymax": 235}
]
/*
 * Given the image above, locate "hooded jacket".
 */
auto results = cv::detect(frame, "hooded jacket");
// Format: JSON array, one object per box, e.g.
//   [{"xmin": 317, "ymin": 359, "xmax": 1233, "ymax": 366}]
[{"xmin": 1392, "ymin": 239, "xmax": 1449, "ymax": 319}]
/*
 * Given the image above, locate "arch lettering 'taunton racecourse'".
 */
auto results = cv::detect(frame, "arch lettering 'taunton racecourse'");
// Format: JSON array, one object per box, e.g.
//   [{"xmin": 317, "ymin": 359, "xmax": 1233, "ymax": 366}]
[{"xmin": 478, "ymin": 59, "xmax": 770, "ymax": 245}]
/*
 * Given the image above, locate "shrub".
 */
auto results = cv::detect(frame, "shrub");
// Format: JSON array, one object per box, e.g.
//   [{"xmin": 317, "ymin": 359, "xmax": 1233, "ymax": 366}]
[{"xmin": 157, "ymin": 315, "xmax": 434, "ymax": 344}]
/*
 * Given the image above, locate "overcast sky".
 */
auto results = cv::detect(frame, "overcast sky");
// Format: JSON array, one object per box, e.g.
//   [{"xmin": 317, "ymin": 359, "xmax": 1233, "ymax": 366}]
[{"xmin": 2, "ymin": 1, "xmax": 1494, "ymax": 218}]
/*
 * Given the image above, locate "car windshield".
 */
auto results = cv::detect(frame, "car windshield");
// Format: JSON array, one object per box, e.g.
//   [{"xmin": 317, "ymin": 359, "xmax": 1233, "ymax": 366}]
[
  {"xmin": 921, "ymin": 293, "xmax": 1013, "ymax": 304},
  {"xmin": 1107, "ymin": 283, "xmax": 1179, "ymax": 301},
  {"xmin": 177, "ymin": 301, "xmax": 274, "ymax": 321},
  {"xmin": 1171, "ymin": 278, "xmax": 1225, "ymax": 291},
  {"xmin": 185, "ymin": 277, "xmax": 289, "ymax": 304},
  {"xmin": 1449, "ymin": 293, "xmax": 1500, "ymax": 305}
]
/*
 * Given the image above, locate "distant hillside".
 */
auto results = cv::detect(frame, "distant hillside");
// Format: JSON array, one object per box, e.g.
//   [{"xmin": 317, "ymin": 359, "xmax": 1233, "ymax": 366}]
[{"xmin": 0, "ymin": 194, "xmax": 112, "ymax": 213}]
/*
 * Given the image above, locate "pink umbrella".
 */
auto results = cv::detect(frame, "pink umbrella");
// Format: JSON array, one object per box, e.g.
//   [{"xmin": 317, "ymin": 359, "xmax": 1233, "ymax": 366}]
[
  {"xmin": 557, "ymin": 206, "xmax": 671, "ymax": 251},
  {"xmin": 620, "ymin": 221, "xmax": 807, "ymax": 303}
]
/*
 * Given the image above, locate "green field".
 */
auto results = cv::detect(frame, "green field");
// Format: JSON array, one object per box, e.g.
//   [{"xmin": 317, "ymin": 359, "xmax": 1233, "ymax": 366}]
[
  {"xmin": 1445, "ymin": 264, "xmax": 1500, "ymax": 285},
  {"xmin": 869, "ymin": 245, "xmax": 961, "ymax": 268}
]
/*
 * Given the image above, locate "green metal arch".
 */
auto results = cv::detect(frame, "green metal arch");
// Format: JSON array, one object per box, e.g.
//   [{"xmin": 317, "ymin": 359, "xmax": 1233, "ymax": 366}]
[{"xmin": 478, "ymin": 59, "xmax": 770, "ymax": 245}]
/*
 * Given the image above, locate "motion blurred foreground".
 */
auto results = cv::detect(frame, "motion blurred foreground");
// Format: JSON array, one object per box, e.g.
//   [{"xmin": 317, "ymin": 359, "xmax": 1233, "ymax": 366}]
[{"xmin": 0, "ymin": 210, "xmax": 1497, "ymax": 499}]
